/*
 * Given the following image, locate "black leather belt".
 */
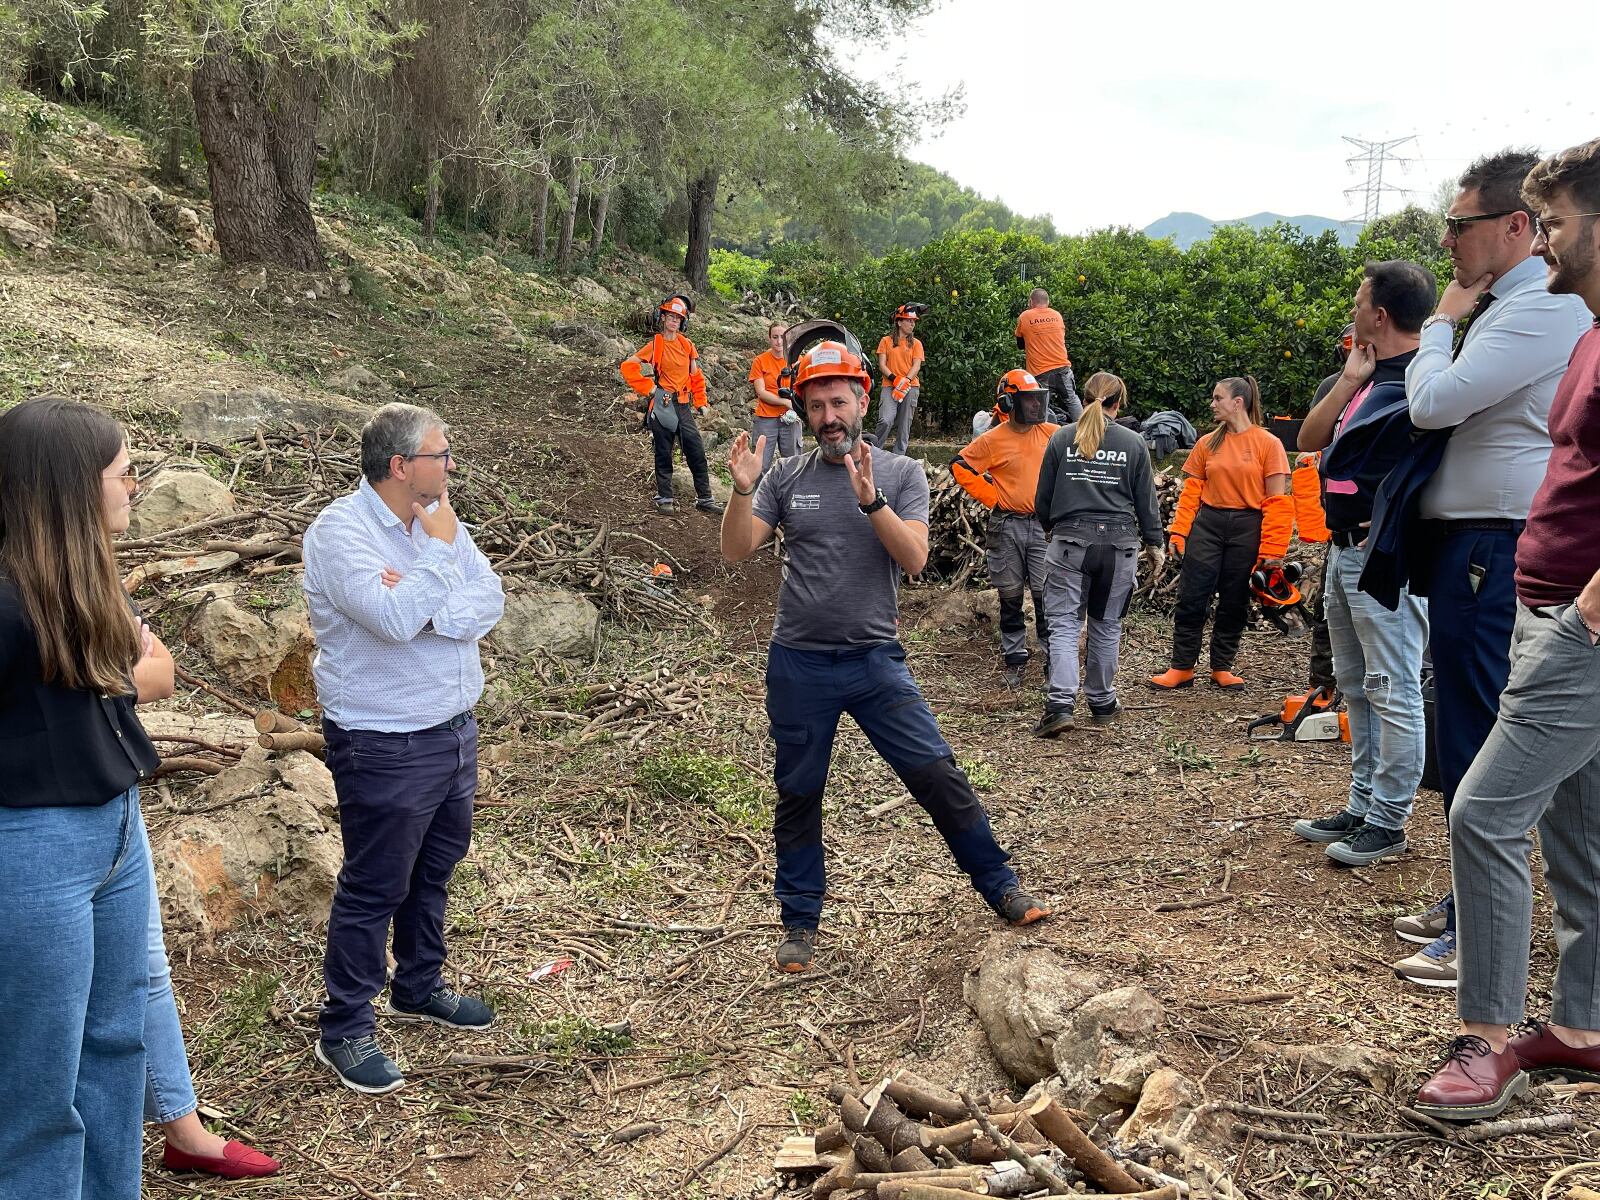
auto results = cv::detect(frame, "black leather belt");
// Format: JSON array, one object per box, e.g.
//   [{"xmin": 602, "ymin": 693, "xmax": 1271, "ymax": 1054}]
[
  {"xmin": 420, "ymin": 711, "xmax": 472, "ymax": 733},
  {"xmin": 1330, "ymin": 529, "xmax": 1364, "ymax": 547},
  {"xmin": 1425, "ymin": 518, "xmax": 1524, "ymax": 535}
]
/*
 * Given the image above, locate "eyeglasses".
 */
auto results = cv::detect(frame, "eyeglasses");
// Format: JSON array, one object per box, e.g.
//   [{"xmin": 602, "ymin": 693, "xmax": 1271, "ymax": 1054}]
[
  {"xmin": 1534, "ymin": 212, "xmax": 1600, "ymax": 239},
  {"xmin": 104, "ymin": 467, "xmax": 139, "ymax": 494},
  {"xmin": 1444, "ymin": 211, "xmax": 1516, "ymax": 238},
  {"xmin": 406, "ymin": 449, "xmax": 455, "ymax": 464}
]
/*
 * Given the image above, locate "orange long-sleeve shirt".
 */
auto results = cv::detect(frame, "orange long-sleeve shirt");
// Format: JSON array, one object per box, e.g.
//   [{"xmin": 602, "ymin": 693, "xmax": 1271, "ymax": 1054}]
[
  {"xmin": 621, "ymin": 333, "xmax": 708, "ymax": 408},
  {"xmin": 951, "ymin": 419, "xmax": 1060, "ymax": 513}
]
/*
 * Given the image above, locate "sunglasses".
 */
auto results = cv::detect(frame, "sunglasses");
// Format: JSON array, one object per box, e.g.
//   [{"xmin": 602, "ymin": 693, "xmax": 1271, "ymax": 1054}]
[
  {"xmin": 1444, "ymin": 211, "xmax": 1516, "ymax": 238},
  {"xmin": 104, "ymin": 466, "xmax": 139, "ymax": 494}
]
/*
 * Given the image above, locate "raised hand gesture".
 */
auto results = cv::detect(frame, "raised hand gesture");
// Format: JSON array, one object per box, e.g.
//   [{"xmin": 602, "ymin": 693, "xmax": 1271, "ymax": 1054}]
[
  {"xmin": 412, "ymin": 490, "xmax": 459, "ymax": 544},
  {"xmin": 728, "ymin": 431, "xmax": 766, "ymax": 496},
  {"xmin": 841, "ymin": 441, "xmax": 877, "ymax": 506}
]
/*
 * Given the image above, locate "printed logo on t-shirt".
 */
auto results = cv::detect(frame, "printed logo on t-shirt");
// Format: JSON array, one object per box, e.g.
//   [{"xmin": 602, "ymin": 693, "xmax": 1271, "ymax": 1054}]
[{"xmin": 791, "ymin": 494, "xmax": 821, "ymax": 511}]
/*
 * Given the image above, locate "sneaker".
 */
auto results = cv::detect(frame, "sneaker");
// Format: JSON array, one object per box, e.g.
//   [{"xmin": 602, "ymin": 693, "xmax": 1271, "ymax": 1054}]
[
  {"xmin": 1325, "ymin": 822, "xmax": 1408, "ymax": 867},
  {"xmin": 997, "ymin": 888, "xmax": 1051, "ymax": 926},
  {"xmin": 1210, "ymin": 669, "xmax": 1247, "ymax": 689},
  {"xmin": 1088, "ymin": 701, "xmax": 1121, "ymax": 724},
  {"xmin": 385, "ymin": 987, "xmax": 495, "ymax": 1030},
  {"xmin": 695, "ymin": 496, "xmax": 725, "ymax": 514},
  {"xmin": 1002, "ymin": 663, "xmax": 1026, "ymax": 691},
  {"xmin": 1292, "ymin": 809, "xmax": 1364, "ymax": 844},
  {"xmin": 1394, "ymin": 930, "xmax": 1457, "ymax": 989},
  {"xmin": 1147, "ymin": 668, "xmax": 1195, "ymax": 690},
  {"xmin": 1033, "ymin": 707, "xmax": 1075, "ymax": 738},
  {"xmin": 316, "ymin": 1036, "xmax": 405, "ymax": 1095},
  {"xmin": 1395, "ymin": 894, "xmax": 1454, "ymax": 945},
  {"xmin": 1413, "ymin": 1035, "xmax": 1528, "ymax": 1121},
  {"xmin": 652, "ymin": 496, "xmax": 675, "ymax": 513},
  {"xmin": 775, "ymin": 927, "xmax": 817, "ymax": 973}
]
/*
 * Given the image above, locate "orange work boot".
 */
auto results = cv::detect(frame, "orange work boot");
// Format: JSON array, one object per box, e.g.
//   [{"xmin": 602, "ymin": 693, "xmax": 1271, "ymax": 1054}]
[
  {"xmin": 1147, "ymin": 668, "xmax": 1195, "ymax": 689},
  {"xmin": 1211, "ymin": 669, "xmax": 1247, "ymax": 690}
]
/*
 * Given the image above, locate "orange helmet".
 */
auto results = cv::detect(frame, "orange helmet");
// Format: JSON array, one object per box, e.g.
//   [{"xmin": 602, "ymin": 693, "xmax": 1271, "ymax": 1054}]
[
  {"xmin": 792, "ymin": 341, "xmax": 872, "ymax": 394},
  {"xmin": 657, "ymin": 294, "xmax": 693, "ymax": 327},
  {"xmin": 1251, "ymin": 562, "xmax": 1304, "ymax": 608},
  {"xmin": 995, "ymin": 368, "xmax": 1047, "ymax": 411},
  {"xmin": 893, "ymin": 302, "xmax": 930, "ymax": 323}
]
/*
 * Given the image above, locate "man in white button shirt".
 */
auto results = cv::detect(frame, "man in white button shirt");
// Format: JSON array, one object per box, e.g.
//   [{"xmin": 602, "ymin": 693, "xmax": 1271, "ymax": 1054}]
[
  {"xmin": 1390, "ymin": 150, "xmax": 1590, "ymax": 989},
  {"xmin": 302, "ymin": 403, "xmax": 505, "ymax": 1094}
]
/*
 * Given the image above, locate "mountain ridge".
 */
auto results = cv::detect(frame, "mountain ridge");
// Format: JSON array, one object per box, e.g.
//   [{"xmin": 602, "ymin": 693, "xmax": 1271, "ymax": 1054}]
[{"xmin": 1144, "ymin": 210, "xmax": 1365, "ymax": 249}]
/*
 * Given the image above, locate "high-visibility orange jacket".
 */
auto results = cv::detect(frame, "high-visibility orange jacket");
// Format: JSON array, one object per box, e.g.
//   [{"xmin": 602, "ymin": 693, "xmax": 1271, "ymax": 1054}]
[
  {"xmin": 621, "ymin": 333, "xmax": 708, "ymax": 408},
  {"xmin": 950, "ymin": 420, "xmax": 1059, "ymax": 514}
]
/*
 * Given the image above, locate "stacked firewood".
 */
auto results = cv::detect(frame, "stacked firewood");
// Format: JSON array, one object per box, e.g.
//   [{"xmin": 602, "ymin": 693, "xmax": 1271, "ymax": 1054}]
[{"xmin": 775, "ymin": 1072, "xmax": 1174, "ymax": 1199}]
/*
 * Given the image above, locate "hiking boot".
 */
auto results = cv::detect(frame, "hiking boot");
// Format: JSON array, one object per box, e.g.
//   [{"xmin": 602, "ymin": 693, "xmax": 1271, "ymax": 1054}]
[
  {"xmin": 1088, "ymin": 701, "xmax": 1121, "ymax": 724},
  {"xmin": 1033, "ymin": 707, "xmax": 1075, "ymax": 738},
  {"xmin": 652, "ymin": 496, "xmax": 675, "ymax": 513},
  {"xmin": 1508, "ymin": 1019, "xmax": 1600, "ymax": 1083},
  {"xmin": 695, "ymin": 496, "xmax": 725, "ymax": 514},
  {"xmin": 1002, "ymin": 663, "xmax": 1026, "ymax": 691},
  {"xmin": 385, "ymin": 987, "xmax": 495, "ymax": 1030},
  {"xmin": 1325, "ymin": 822, "xmax": 1408, "ymax": 866},
  {"xmin": 1413, "ymin": 1035, "xmax": 1528, "ymax": 1121},
  {"xmin": 1147, "ymin": 668, "xmax": 1194, "ymax": 689},
  {"xmin": 775, "ymin": 927, "xmax": 817, "ymax": 973},
  {"xmin": 1394, "ymin": 930, "xmax": 1457, "ymax": 989},
  {"xmin": 1395, "ymin": 894, "xmax": 1454, "ymax": 945},
  {"xmin": 1210, "ymin": 669, "xmax": 1247, "ymax": 689},
  {"xmin": 997, "ymin": 888, "xmax": 1051, "ymax": 926},
  {"xmin": 1292, "ymin": 809, "xmax": 1364, "ymax": 844},
  {"xmin": 316, "ymin": 1036, "xmax": 405, "ymax": 1096}
]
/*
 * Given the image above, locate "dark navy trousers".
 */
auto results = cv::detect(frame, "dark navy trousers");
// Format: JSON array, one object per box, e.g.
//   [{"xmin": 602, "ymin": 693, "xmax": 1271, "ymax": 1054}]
[
  {"xmin": 320, "ymin": 717, "xmax": 477, "ymax": 1041},
  {"xmin": 765, "ymin": 641, "xmax": 1018, "ymax": 930}
]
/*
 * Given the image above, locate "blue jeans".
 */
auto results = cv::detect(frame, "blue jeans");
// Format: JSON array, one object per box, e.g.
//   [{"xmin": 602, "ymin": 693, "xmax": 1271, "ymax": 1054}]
[
  {"xmin": 0, "ymin": 788, "xmax": 151, "ymax": 1200},
  {"xmin": 1324, "ymin": 542, "xmax": 1428, "ymax": 831},
  {"xmin": 765, "ymin": 641, "xmax": 1017, "ymax": 929},
  {"xmin": 142, "ymin": 822, "xmax": 198, "ymax": 1124}
]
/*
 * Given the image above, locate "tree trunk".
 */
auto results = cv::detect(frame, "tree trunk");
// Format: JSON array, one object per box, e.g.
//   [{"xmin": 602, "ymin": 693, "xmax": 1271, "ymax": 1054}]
[
  {"xmin": 532, "ymin": 170, "xmax": 550, "ymax": 259},
  {"xmin": 191, "ymin": 47, "xmax": 324, "ymax": 270},
  {"xmin": 684, "ymin": 165, "xmax": 718, "ymax": 292},
  {"xmin": 556, "ymin": 158, "xmax": 581, "ymax": 272},
  {"xmin": 422, "ymin": 131, "xmax": 440, "ymax": 241},
  {"xmin": 589, "ymin": 185, "xmax": 611, "ymax": 259}
]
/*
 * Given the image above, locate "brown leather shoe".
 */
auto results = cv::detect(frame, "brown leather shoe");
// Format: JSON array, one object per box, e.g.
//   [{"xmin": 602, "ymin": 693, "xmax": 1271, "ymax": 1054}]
[
  {"xmin": 1414, "ymin": 1035, "xmax": 1529, "ymax": 1121},
  {"xmin": 1508, "ymin": 1019, "xmax": 1600, "ymax": 1083}
]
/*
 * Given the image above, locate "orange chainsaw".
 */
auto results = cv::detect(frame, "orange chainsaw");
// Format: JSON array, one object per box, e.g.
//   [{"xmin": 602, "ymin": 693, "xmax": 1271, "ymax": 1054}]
[{"xmin": 1247, "ymin": 685, "xmax": 1350, "ymax": 743}]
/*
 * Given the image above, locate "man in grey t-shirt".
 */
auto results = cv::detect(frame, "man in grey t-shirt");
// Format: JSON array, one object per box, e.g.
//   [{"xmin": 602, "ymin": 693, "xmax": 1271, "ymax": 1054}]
[{"xmin": 721, "ymin": 339, "xmax": 1050, "ymax": 973}]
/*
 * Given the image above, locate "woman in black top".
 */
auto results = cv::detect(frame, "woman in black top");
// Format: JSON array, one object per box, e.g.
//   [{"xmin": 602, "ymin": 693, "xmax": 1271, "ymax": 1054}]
[{"xmin": 0, "ymin": 398, "xmax": 161, "ymax": 1200}]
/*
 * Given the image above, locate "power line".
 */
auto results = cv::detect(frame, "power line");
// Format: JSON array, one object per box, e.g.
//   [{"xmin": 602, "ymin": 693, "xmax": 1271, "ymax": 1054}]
[{"xmin": 1343, "ymin": 135, "xmax": 1418, "ymax": 223}]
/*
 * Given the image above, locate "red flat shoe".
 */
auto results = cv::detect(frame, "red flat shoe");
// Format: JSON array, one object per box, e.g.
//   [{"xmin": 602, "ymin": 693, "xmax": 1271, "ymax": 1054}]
[{"xmin": 163, "ymin": 1139, "xmax": 282, "ymax": 1179}]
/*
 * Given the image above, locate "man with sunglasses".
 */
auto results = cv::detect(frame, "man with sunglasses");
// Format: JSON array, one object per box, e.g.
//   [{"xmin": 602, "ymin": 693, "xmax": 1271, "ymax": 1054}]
[
  {"xmin": 302, "ymin": 402, "xmax": 505, "ymax": 1095},
  {"xmin": 1385, "ymin": 151, "xmax": 1591, "ymax": 989}
]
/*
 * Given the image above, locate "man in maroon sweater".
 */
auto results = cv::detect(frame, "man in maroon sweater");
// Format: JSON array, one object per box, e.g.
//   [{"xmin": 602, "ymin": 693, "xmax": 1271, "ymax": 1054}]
[{"xmin": 1413, "ymin": 137, "xmax": 1600, "ymax": 1121}]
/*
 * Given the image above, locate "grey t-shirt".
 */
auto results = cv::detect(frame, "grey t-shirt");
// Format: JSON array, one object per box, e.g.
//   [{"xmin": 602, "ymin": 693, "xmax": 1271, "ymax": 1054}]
[{"xmin": 753, "ymin": 448, "xmax": 930, "ymax": 650}]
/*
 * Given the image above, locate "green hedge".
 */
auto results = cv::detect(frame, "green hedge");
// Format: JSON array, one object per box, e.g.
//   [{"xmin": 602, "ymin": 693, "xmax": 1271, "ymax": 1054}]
[{"xmin": 811, "ymin": 223, "xmax": 1450, "ymax": 431}]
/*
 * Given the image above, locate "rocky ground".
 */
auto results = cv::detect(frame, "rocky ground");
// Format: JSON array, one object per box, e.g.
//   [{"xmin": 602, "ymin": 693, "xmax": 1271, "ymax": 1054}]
[{"xmin": 2, "ymin": 90, "xmax": 1596, "ymax": 1200}]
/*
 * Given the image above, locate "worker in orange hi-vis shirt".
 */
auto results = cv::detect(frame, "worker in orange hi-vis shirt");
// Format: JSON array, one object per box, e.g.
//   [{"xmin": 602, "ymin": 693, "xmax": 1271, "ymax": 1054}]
[
  {"xmin": 620, "ymin": 294, "xmax": 722, "ymax": 515},
  {"xmin": 873, "ymin": 303, "xmax": 926, "ymax": 455},
  {"xmin": 748, "ymin": 322, "xmax": 799, "ymax": 474},
  {"xmin": 1149, "ymin": 374, "xmax": 1291, "ymax": 691},
  {"xmin": 1014, "ymin": 288, "xmax": 1082, "ymax": 421},
  {"xmin": 950, "ymin": 370, "xmax": 1060, "ymax": 689}
]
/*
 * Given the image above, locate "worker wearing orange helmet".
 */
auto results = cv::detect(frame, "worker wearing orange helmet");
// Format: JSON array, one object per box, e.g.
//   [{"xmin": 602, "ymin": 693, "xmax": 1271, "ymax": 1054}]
[
  {"xmin": 950, "ymin": 369, "xmax": 1060, "ymax": 688},
  {"xmin": 873, "ymin": 304, "xmax": 927, "ymax": 454},
  {"xmin": 619, "ymin": 294, "xmax": 722, "ymax": 514},
  {"xmin": 721, "ymin": 334, "xmax": 1049, "ymax": 974}
]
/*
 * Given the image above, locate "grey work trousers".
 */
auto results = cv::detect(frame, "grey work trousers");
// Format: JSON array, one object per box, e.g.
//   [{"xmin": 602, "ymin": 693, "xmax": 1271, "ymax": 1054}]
[
  {"xmin": 986, "ymin": 511, "xmax": 1049, "ymax": 666},
  {"xmin": 874, "ymin": 384, "xmax": 920, "ymax": 456},
  {"xmin": 1036, "ymin": 366, "xmax": 1082, "ymax": 421},
  {"xmin": 1452, "ymin": 602, "xmax": 1600, "ymax": 1027},
  {"xmin": 752, "ymin": 414, "xmax": 801, "ymax": 473},
  {"xmin": 1041, "ymin": 526, "xmax": 1140, "ymax": 712}
]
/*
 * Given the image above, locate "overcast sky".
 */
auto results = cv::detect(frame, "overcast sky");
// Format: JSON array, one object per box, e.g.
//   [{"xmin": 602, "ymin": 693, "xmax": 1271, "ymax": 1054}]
[{"xmin": 889, "ymin": 1, "xmax": 1599, "ymax": 234}]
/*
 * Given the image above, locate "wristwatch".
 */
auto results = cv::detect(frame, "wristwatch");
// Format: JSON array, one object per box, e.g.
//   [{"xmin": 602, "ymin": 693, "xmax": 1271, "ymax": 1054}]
[
  {"xmin": 1421, "ymin": 313, "xmax": 1458, "ymax": 333},
  {"xmin": 858, "ymin": 489, "xmax": 889, "ymax": 515}
]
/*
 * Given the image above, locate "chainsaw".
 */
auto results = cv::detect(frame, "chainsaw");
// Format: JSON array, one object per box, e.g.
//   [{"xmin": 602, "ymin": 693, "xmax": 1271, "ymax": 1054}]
[{"xmin": 1247, "ymin": 685, "xmax": 1350, "ymax": 743}]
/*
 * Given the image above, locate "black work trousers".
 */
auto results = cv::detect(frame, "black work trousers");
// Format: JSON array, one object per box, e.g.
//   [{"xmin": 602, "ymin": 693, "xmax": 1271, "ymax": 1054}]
[
  {"xmin": 1171, "ymin": 505, "xmax": 1261, "ymax": 672},
  {"xmin": 651, "ymin": 401, "xmax": 712, "ymax": 502}
]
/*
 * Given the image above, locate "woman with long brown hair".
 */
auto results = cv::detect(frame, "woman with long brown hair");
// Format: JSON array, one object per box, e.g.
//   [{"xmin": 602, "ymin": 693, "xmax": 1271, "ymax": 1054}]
[{"xmin": 1150, "ymin": 375, "xmax": 1292, "ymax": 690}]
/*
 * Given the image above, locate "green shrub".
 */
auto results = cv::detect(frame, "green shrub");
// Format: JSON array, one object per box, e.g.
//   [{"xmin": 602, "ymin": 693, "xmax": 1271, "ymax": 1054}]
[
  {"xmin": 707, "ymin": 247, "xmax": 770, "ymax": 298},
  {"xmin": 637, "ymin": 751, "xmax": 766, "ymax": 828}
]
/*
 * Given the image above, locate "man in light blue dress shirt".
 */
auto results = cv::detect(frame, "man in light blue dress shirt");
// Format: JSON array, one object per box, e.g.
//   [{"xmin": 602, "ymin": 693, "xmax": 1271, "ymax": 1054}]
[{"xmin": 302, "ymin": 403, "xmax": 505, "ymax": 1094}]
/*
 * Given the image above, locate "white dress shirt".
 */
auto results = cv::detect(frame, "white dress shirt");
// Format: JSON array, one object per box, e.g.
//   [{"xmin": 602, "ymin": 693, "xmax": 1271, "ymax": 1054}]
[
  {"xmin": 302, "ymin": 479, "xmax": 504, "ymax": 732},
  {"xmin": 1406, "ymin": 254, "xmax": 1591, "ymax": 520}
]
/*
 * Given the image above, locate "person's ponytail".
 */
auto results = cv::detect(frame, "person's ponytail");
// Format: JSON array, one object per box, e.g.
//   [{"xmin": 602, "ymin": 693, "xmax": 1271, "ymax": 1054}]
[{"xmin": 1075, "ymin": 371, "xmax": 1125, "ymax": 459}]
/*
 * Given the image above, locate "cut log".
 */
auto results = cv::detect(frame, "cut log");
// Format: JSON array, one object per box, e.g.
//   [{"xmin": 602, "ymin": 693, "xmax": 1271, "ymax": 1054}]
[
  {"xmin": 864, "ymin": 1094, "xmax": 931, "ymax": 1155},
  {"xmin": 848, "ymin": 1132, "xmax": 892, "ymax": 1173},
  {"xmin": 886, "ymin": 1071, "xmax": 970, "ymax": 1124},
  {"xmin": 153, "ymin": 755, "xmax": 227, "ymax": 777},
  {"xmin": 773, "ymin": 1135, "xmax": 830, "ymax": 1172},
  {"xmin": 254, "ymin": 708, "xmax": 301, "ymax": 733},
  {"xmin": 1029, "ymin": 1098, "xmax": 1142, "ymax": 1194},
  {"xmin": 875, "ymin": 1186, "xmax": 987, "ymax": 1200},
  {"xmin": 811, "ymin": 1151, "xmax": 858, "ymax": 1200},
  {"xmin": 890, "ymin": 1146, "xmax": 936, "ymax": 1173},
  {"xmin": 923, "ymin": 1109, "xmax": 1033, "ymax": 1148},
  {"xmin": 257, "ymin": 730, "xmax": 326, "ymax": 754},
  {"xmin": 814, "ymin": 1123, "xmax": 847, "ymax": 1154}
]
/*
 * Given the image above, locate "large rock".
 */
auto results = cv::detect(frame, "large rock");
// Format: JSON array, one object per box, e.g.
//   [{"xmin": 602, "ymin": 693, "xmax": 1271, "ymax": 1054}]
[
  {"xmin": 169, "ymin": 385, "xmax": 371, "ymax": 444},
  {"xmin": 1252, "ymin": 1040, "xmax": 1402, "ymax": 1090},
  {"xmin": 127, "ymin": 469, "xmax": 236, "ymax": 537},
  {"xmin": 151, "ymin": 747, "xmax": 342, "ymax": 940},
  {"xmin": 325, "ymin": 364, "xmax": 385, "ymax": 396},
  {"xmin": 965, "ymin": 937, "xmax": 1165, "ymax": 1112},
  {"xmin": 81, "ymin": 187, "xmax": 168, "ymax": 252},
  {"xmin": 0, "ymin": 197, "xmax": 55, "ymax": 254},
  {"xmin": 192, "ymin": 591, "xmax": 313, "ymax": 698},
  {"xmin": 1116, "ymin": 1068, "xmax": 1199, "ymax": 1142},
  {"xmin": 570, "ymin": 275, "xmax": 616, "ymax": 307},
  {"xmin": 491, "ymin": 587, "xmax": 600, "ymax": 660}
]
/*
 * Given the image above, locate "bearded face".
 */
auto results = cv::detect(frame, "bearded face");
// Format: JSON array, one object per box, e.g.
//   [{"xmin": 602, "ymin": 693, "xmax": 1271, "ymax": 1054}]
[{"xmin": 1011, "ymin": 391, "xmax": 1046, "ymax": 427}]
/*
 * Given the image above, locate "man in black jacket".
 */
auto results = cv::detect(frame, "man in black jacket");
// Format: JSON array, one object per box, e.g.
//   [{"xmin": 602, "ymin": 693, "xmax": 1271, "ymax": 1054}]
[{"xmin": 1291, "ymin": 261, "xmax": 1436, "ymax": 870}]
